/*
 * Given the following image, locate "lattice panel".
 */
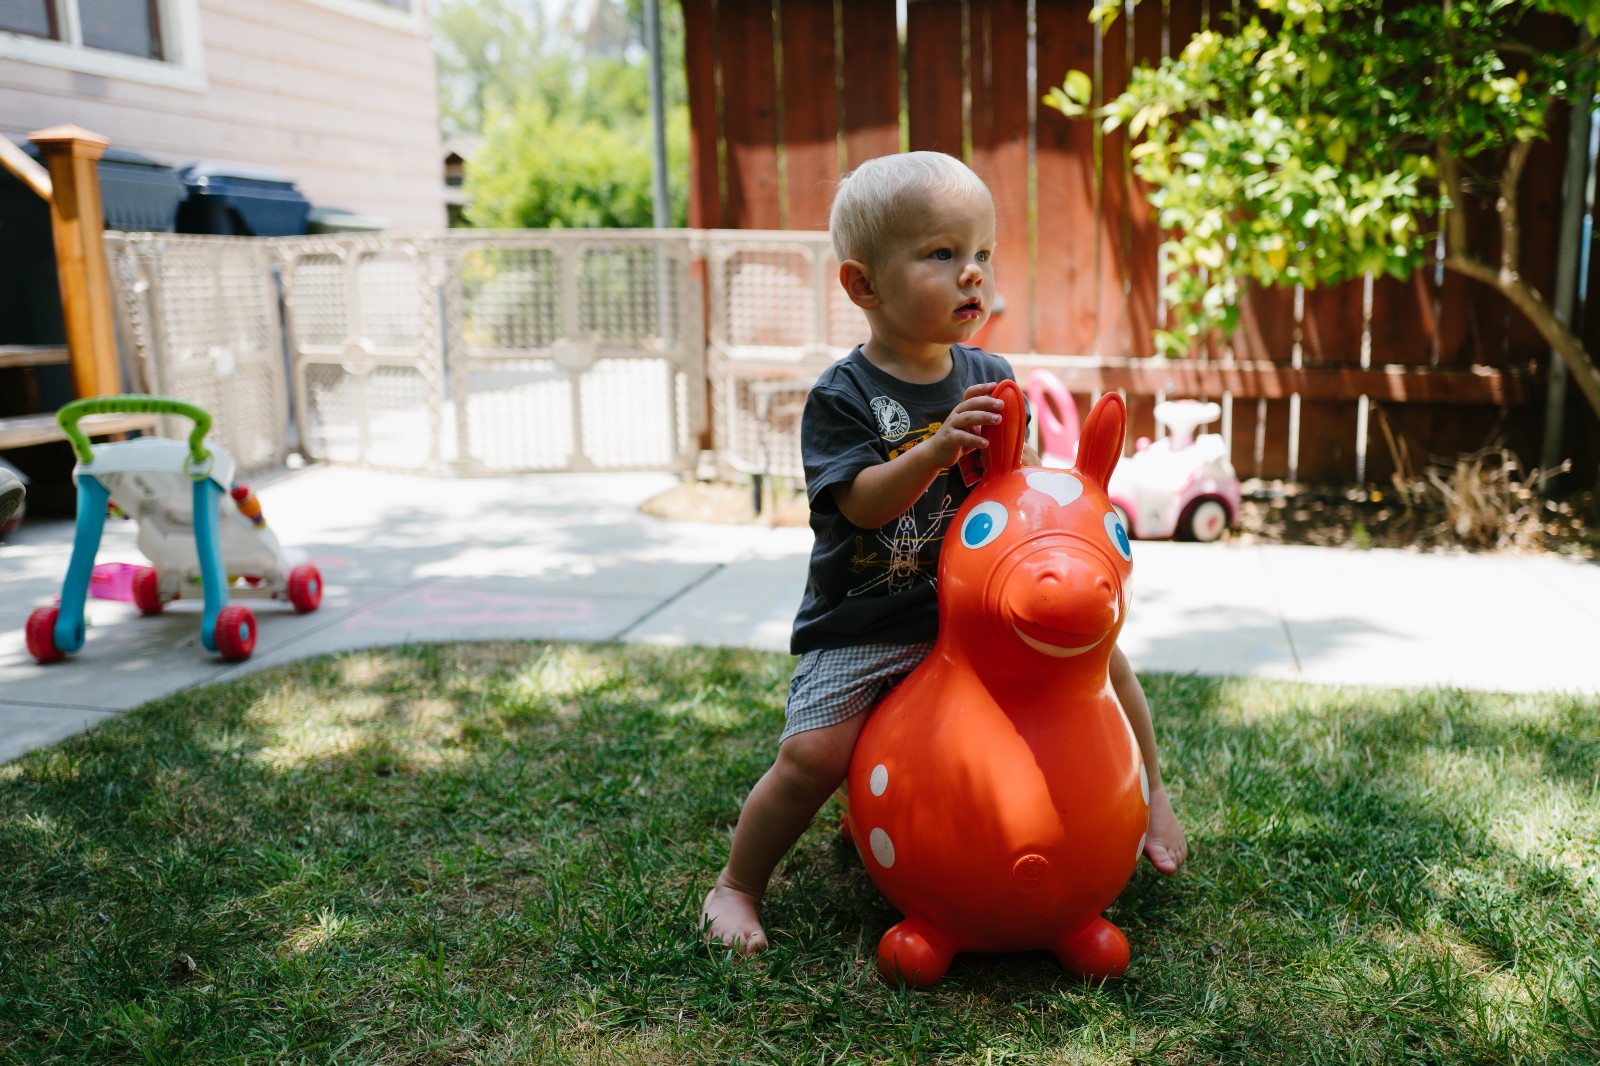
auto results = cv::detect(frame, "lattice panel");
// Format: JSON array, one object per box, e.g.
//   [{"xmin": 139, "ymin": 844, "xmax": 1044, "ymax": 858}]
[
  {"xmin": 105, "ymin": 235, "xmax": 289, "ymax": 474},
  {"xmin": 577, "ymin": 358, "xmax": 681, "ymax": 467},
  {"xmin": 577, "ymin": 245, "xmax": 681, "ymax": 347},
  {"xmin": 460, "ymin": 360, "xmax": 575, "ymax": 470},
  {"xmin": 457, "ymin": 245, "xmax": 561, "ymax": 351},
  {"xmin": 299, "ymin": 362, "xmax": 363, "ymax": 463},
  {"xmin": 711, "ymin": 368, "xmax": 808, "ymax": 480},
  {"xmin": 288, "ymin": 254, "xmax": 347, "ymax": 348},
  {"xmin": 724, "ymin": 250, "xmax": 814, "ymax": 348},
  {"xmin": 364, "ymin": 364, "xmax": 434, "ymax": 469},
  {"xmin": 827, "ymin": 282, "xmax": 868, "ymax": 350},
  {"xmin": 356, "ymin": 250, "xmax": 427, "ymax": 349}
]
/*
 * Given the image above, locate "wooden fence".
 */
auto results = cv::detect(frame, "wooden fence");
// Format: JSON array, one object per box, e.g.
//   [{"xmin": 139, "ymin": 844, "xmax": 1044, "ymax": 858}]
[{"xmin": 681, "ymin": 0, "xmax": 1600, "ymax": 486}]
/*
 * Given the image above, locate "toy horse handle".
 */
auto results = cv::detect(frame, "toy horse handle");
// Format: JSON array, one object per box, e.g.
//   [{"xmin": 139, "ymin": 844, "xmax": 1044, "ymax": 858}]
[{"xmin": 979, "ymin": 379, "xmax": 1029, "ymax": 482}]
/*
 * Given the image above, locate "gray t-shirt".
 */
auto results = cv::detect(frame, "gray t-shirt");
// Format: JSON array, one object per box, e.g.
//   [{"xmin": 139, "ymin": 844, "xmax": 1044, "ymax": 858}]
[{"xmin": 791, "ymin": 344, "xmax": 1019, "ymax": 654}]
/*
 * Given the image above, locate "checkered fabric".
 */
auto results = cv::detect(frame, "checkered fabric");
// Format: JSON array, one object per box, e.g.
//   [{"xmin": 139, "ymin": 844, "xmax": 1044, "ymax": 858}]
[{"xmin": 779, "ymin": 640, "xmax": 934, "ymax": 743}]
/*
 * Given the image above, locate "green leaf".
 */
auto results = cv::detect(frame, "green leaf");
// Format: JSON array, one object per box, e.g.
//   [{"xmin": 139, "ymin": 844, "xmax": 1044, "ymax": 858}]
[{"xmin": 1065, "ymin": 69, "xmax": 1094, "ymax": 107}]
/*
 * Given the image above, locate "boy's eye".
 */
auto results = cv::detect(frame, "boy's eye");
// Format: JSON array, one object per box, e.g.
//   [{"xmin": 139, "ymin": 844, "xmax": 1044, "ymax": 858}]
[
  {"xmin": 930, "ymin": 248, "xmax": 953, "ymax": 260},
  {"xmin": 977, "ymin": 250, "xmax": 991, "ymax": 262}
]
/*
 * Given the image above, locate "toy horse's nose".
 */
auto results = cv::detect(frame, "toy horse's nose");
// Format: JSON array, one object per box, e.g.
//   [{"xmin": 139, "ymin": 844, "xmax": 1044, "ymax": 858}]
[{"xmin": 1005, "ymin": 554, "xmax": 1120, "ymax": 648}]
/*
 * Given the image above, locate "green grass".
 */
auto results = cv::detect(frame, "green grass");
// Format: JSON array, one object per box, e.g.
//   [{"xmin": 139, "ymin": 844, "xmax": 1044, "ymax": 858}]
[{"xmin": 2, "ymin": 643, "xmax": 1598, "ymax": 1064}]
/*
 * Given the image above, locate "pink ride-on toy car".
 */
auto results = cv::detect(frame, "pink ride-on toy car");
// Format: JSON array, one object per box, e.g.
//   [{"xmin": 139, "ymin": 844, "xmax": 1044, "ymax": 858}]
[{"xmin": 1027, "ymin": 370, "xmax": 1240, "ymax": 542}]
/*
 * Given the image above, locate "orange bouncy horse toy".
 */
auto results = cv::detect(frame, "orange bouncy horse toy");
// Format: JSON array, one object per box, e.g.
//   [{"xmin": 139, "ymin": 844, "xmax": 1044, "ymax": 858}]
[{"xmin": 845, "ymin": 381, "xmax": 1147, "ymax": 987}]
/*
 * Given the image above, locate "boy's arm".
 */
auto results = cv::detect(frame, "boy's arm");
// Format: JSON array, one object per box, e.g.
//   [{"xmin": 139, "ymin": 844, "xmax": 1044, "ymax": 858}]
[
  {"xmin": 1110, "ymin": 643, "xmax": 1189, "ymax": 873},
  {"xmin": 830, "ymin": 383, "xmax": 1003, "ymax": 529}
]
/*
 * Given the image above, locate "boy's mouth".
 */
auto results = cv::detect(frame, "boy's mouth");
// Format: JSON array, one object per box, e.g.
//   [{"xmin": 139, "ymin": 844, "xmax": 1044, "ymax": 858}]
[{"xmin": 955, "ymin": 298, "xmax": 983, "ymax": 320}]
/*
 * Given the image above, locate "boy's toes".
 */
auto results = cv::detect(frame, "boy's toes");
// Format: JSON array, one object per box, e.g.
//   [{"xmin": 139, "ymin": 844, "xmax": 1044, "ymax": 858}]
[
  {"xmin": 701, "ymin": 887, "xmax": 768, "ymax": 955},
  {"xmin": 1144, "ymin": 839, "xmax": 1183, "ymax": 875}
]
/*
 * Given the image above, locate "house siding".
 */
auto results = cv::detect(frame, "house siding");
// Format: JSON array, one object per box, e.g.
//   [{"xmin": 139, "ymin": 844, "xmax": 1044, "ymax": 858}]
[{"xmin": 0, "ymin": 0, "xmax": 445, "ymax": 228}]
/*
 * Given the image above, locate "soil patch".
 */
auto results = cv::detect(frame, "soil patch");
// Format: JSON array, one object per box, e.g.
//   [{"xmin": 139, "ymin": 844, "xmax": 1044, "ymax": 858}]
[{"xmin": 641, "ymin": 476, "xmax": 1597, "ymax": 559}]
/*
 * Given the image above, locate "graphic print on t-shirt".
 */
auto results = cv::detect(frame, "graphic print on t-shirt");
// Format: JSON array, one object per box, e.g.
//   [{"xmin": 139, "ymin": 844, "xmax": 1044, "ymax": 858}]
[{"xmin": 844, "ymin": 400, "xmax": 963, "ymax": 599}]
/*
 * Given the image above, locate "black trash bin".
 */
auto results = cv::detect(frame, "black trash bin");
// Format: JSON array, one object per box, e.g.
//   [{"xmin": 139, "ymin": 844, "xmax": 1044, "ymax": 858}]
[
  {"xmin": 0, "ymin": 141, "xmax": 186, "ymax": 348},
  {"xmin": 176, "ymin": 162, "xmax": 311, "ymax": 237},
  {"xmin": 96, "ymin": 146, "xmax": 189, "ymax": 231}
]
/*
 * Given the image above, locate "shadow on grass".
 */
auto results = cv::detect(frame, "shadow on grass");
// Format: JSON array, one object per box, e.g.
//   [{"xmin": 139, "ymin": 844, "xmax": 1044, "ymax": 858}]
[{"xmin": 2, "ymin": 644, "xmax": 1597, "ymax": 1064}]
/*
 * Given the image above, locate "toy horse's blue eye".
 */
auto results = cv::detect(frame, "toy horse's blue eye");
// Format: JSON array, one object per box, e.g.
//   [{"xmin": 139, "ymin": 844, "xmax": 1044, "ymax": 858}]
[
  {"xmin": 1105, "ymin": 511, "xmax": 1132, "ymax": 561},
  {"xmin": 961, "ymin": 501, "xmax": 1008, "ymax": 549}
]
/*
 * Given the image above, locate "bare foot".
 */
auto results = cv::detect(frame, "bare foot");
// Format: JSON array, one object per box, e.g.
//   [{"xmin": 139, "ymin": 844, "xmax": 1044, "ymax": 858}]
[
  {"xmin": 701, "ymin": 879, "xmax": 768, "ymax": 955},
  {"xmin": 1144, "ymin": 786, "xmax": 1188, "ymax": 874}
]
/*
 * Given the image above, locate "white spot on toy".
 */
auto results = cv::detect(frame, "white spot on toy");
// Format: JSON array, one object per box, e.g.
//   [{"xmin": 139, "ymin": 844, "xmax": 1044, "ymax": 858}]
[
  {"xmin": 1139, "ymin": 762, "xmax": 1150, "ymax": 806},
  {"xmin": 1136, "ymin": 833, "xmax": 1147, "ymax": 865},
  {"xmin": 870, "ymin": 763, "xmax": 889, "ymax": 796},
  {"xmin": 1025, "ymin": 470, "xmax": 1082, "ymax": 507},
  {"xmin": 869, "ymin": 827, "xmax": 896, "ymax": 869}
]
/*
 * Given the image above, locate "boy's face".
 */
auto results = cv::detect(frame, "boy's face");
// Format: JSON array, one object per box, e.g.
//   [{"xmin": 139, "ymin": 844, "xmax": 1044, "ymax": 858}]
[{"xmin": 858, "ymin": 186, "xmax": 996, "ymax": 350}]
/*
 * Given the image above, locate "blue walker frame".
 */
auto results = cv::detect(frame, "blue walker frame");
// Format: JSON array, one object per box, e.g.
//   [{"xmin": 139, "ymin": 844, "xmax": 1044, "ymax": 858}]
[{"xmin": 52, "ymin": 396, "xmax": 245, "ymax": 656}]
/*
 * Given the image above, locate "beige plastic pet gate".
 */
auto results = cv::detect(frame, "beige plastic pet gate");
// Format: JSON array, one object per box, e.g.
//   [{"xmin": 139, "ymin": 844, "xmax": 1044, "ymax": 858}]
[
  {"xmin": 443, "ymin": 232, "xmax": 704, "ymax": 473},
  {"xmin": 702, "ymin": 230, "xmax": 865, "ymax": 480},
  {"xmin": 278, "ymin": 233, "xmax": 445, "ymax": 472},
  {"xmin": 106, "ymin": 233, "xmax": 291, "ymax": 474},
  {"xmin": 277, "ymin": 231, "xmax": 704, "ymax": 474}
]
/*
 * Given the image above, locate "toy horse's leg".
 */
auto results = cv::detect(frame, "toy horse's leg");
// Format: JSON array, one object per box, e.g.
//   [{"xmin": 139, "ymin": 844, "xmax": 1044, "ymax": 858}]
[
  {"xmin": 1051, "ymin": 917, "xmax": 1131, "ymax": 981},
  {"xmin": 877, "ymin": 916, "xmax": 956, "ymax": 988}
]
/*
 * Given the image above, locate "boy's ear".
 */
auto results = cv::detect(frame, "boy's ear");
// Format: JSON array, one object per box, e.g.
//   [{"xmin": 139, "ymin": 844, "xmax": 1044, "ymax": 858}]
[{"xmin": 839, "ymin": 260, "xmax": 880, "ymax": 310}]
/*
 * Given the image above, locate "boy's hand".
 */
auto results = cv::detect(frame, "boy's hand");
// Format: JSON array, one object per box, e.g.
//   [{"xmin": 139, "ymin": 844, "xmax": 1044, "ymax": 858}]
[{"xmin": 924, "ymin": 383, "xmax": 1004, "ymax": 469}]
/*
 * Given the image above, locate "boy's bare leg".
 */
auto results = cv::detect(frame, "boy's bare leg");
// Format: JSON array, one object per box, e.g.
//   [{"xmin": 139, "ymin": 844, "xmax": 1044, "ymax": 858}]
[
  {"xmin": 1144, "ymin": 785, "xmax": 1188, "ymax": 874},
  {"xmin": 702, "ymin": 713, "xmax": 866, "ymax": 954}
]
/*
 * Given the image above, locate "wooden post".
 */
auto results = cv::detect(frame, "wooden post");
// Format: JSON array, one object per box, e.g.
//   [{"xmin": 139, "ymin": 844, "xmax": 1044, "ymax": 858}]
[{"xmin": 29, "ymin": 124, "xmax": 119, "ymax": 399}]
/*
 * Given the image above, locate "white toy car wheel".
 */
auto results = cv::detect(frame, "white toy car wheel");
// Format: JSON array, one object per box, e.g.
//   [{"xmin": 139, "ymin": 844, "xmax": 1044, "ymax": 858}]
[{"xmin": 1181, "ymin": 498, "xmax": 1230, "ymax": 542}]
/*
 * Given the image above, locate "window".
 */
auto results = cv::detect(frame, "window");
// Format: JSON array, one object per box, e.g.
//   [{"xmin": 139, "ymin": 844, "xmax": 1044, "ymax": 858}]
[
  {"xmin": 0, "ymin": 0, "xmax": 202, "ymax": 88},
  {"xmin": 2, "ymin": 0, "xmax": 164, "ymax": 60}
]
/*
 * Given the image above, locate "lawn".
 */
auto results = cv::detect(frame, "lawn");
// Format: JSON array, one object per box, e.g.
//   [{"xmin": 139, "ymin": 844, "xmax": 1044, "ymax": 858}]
[{"xmin": 2, "ymin": 643, "xmax": 1597, "ymax": 1064}]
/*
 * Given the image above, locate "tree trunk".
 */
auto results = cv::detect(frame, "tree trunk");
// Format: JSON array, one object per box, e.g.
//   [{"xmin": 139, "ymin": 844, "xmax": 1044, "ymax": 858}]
[{"xmin": 1443, "ymin": 252, "xmax": 1600, "ymax": 419}]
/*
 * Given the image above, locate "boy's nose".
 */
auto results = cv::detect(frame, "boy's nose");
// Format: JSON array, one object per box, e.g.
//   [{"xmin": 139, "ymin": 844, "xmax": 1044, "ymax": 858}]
[{"xmin": 960, "ymin": 262, "xmax": 985, "ymax": 286}]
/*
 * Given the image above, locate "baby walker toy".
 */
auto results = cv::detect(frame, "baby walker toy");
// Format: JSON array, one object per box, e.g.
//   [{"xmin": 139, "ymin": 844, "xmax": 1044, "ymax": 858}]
[
  {"xmin": 25, "ymin": 396, "xmax": 322, "ymax": 664},
  {"xmin": 1027, "ymin": 369, "xmax": 1240, "ymax": 542},
  {"xmin": 845, "ymin": 382, "xmax": 1148, "ymax": 987}
]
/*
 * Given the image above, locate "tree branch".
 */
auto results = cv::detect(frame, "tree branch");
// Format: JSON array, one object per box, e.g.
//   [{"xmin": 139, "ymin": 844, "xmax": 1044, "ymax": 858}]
[{"xmin": 1445, "ymin": 250, "xmax": 1600, "ymax": 418}]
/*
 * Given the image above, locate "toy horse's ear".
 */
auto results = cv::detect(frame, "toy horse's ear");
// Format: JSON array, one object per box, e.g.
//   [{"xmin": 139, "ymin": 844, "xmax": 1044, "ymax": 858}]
[
  {"xmin": 1073, "ymin": 391, "xmax": 1127, "ymax": 492},
  {"xmin": 981, "ymin": 379, "xmax": 1028, "ymax": 480}
]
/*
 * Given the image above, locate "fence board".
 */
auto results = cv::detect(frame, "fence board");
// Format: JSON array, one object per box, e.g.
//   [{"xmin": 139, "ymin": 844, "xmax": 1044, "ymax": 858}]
[
  {"xmin": 1125, "ymin": 0, "xmax": 1164, "ymax": 360},
  {"xmin": 1097, "ymin": 12, "xmax": 1131, "ymax": 358},
  {"xmin": 681, "ymin": 0, "xmax": 1585, "ymax": 488},
  {"xmin": 968, "ymin": 0, "xmax": 1033, "ymax": 354},
  {"xmin": 780, "ymin": 0, "xmax": 839, "ymax": 230},
  {"xmin": 682, "ymin": 0, "xmax": 720, "ymax": 228},
  {"xmin": 1035, "ymin": 0, "xmax": 1100, "ymax": 356},
  {"xmin": 718, "ymin": 0, "xmax": 781, "ymax": 230},
  {"xmin": 906, "ymin": 0, "xmax": 967, "ymax": 157},
  {"xmin": 839, "ymin": 0, "xmax": 901, "ymax": 168}
]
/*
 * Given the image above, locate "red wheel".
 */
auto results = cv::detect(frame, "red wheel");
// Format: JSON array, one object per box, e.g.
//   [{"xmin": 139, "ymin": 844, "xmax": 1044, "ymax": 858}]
[
  {"xmin": 132, "ymin": 566, "xmax": 164, "ymax": 615},
  {"xmin": 214, "ymin": 605, "xmax": 257, "ymax": 661},
  {"xmin": 26, "ymin": 607, "xmax": 64, "ymax": 663},
  {"xmin": 286, "ymin": 564, "xmax": 322, "ymax": 614}
]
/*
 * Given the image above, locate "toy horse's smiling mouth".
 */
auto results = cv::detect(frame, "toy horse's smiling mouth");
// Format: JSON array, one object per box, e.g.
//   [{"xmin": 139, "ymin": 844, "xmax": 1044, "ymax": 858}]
[{"xmin": 1011, "ymin": 625, "xmax": 1104, "ymax": 658}]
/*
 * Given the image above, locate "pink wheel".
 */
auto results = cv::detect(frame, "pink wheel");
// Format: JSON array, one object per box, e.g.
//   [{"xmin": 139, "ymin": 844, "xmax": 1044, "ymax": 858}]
[
  {"xmin": 214, "ymin": 605, "xmax": 257, "ymax": 661},
  {"xmin": 132, "ymin": 566, "xmax": 164, "ymax": 615},
  {"xmin": 287, "ymin": 564, "xmax": 322, "ymax": 614},
  {"xmin": 26, "ymin": 607, "xmax": 64, "ymax": 664}
]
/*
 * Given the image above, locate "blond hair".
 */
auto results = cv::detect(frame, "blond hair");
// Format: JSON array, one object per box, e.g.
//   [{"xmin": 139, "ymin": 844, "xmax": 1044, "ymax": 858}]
[{"xmin": 829, "ymin": 151, "xmax": 993, "ymax": 269}]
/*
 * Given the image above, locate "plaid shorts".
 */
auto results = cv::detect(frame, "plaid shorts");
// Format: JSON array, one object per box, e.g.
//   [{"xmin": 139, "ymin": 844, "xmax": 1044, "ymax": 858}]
[{"xmin": 779, "ymin": 640, "xmax": 935, "ymax": 744}]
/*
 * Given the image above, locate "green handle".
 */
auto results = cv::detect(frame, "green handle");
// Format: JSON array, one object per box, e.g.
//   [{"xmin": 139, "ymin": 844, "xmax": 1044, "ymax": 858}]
[{"xmin": 57, "ymin": 395, "xmax": 212, "ymax": 466}]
